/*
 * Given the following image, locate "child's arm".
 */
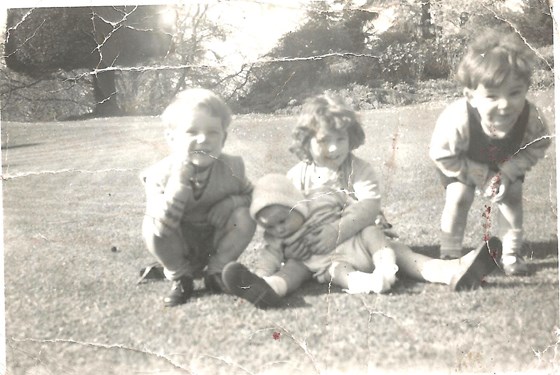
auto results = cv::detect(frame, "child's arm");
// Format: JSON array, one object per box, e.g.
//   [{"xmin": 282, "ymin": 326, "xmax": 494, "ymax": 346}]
[
  {"xmin": 282, "ymin": 209, "xmax": 340, "ymax": 259},
  {"xmin": 142, "ymin": 160, "xmax": 195, "ymax": 237},
  {"xmin": 499, "ymin": 105, "xmax": 551, "ymax": 183},
  {"xmin": 306, "ymin": 159, "xmax": 382, "ymax": 254},
  {"xmin": 429, "ymin": 101, "xmax": 491, "ymax": 188},
  {"xmin": 207, "ymin": 157, "xmax": 253, "ymax": 227},
  {"xmin": 337, "ymin": 158, "xmax": 381, "ymax": 240}
]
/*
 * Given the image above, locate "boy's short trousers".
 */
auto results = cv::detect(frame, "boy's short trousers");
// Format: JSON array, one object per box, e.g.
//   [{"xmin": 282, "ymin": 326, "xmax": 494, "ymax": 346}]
[{"xmin": 436, "ymin": 168, "xmax": 525, "ymax": 189}]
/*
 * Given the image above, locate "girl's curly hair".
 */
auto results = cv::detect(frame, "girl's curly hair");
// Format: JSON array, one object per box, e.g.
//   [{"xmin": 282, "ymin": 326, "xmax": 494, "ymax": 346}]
[{"xmin": 289, "ymin": 94, "xmax": 365, "ymax": 163}]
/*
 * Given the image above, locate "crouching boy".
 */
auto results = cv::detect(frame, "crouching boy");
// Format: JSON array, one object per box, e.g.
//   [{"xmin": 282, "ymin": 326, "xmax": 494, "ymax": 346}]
[{"xmin": 141, "ymin": 88, "xmax": 256, "ymax": 307}]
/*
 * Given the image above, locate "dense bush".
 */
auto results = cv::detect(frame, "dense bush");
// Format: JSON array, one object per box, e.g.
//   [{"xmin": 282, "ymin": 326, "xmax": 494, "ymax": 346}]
[{"xmin": 1, "ymin": 1, "xmax": 554, "ymax": 121}]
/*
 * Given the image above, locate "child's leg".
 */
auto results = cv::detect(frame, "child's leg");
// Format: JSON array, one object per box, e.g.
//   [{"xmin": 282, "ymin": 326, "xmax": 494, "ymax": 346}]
[
  {"xmin": 327, "ymin": 226, "xmax": 377, "ymax": 291},
  {"xmin": 328, "ymin": 226, "xmax": 397, "ymax": 294},
  {"xmin": 496, "ymin": 180, "xmax": 526, "ymax": 275},
  {"xmin": 330, "ymin": 259, "xmax": 396, "ymax": 294},
  {"xmin": 270, "ymin": 259, "xmax": 314, "ymax": 296},
  {"xmin": 440, "ymin": 182, "xmax": 475, "ymax": 258},
  {"xmin": 329, "ymin": 261, "xmax": 359, "ymax": 290},
  {"xmin": 142, "ymin": 216, "xmax": 195, "ymax": 280},
  {"xmin": 362, "ymin": 226, "xmax": 399, "ymax": 293},
  {"xmin": 390, "ymin": 237, "xmax": 502, "ymax": 290},
  {"xmin": 222, "ymin": 259, "xmax": 312, "ymax": 309},
  {"xmin": 392, "ymin": 241, "xmax": 456, "ymax": 284},
  {"xmin": 142, "ymin": 217, "xmax": 197, "ymax": 306},
  {"xmin": 208, "ymin": 206, "xmax": 257, "ymax": 276}
]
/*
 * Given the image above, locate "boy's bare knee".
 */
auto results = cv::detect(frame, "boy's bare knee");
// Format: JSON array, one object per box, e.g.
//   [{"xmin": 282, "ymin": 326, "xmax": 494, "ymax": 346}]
[
  {"xmin": 446, "ymin": 183, "xmax": 475, "ymax": 209},
  {"xmin": 502, "ymin": 180, "xmax": 523, "ymax": 206}
]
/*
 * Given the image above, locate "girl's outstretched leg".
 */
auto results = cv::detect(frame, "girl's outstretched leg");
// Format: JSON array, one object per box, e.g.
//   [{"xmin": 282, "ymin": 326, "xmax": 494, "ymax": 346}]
[
  {"xmin": 391, "ymin": 238, "xmax": 502, "ymax": 291},
  {"xmin": 330, "ymin": 252, "xmax": 398, "ymax": 294}
]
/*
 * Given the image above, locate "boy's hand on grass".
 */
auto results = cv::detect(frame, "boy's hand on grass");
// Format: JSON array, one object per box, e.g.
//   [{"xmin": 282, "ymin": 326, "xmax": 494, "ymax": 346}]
[
  {"xmin": 208, "ymin": 198, "xmax": 235, "ymax": 228},
  {"xmin": 308, "ymin": 224, "xmax": 338, "ymax": 255}
]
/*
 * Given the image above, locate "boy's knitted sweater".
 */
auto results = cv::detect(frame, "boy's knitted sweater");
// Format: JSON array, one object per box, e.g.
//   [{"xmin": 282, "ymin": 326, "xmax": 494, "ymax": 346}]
[
  {"xmin": 141, "ymin": 153, "xmax": 252, "ymax": 236},
  {"xmin": 429, "ymin": 98, "xmax": 551, "ymax": 188}
]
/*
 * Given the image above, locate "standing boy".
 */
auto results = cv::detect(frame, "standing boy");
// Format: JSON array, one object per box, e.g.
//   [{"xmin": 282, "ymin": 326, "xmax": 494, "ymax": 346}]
[
  {"xmin": 142, "ymin": 88, "xmax": 256, "ymax": 306},
  {"xmin": 430, "ymin": 30, "xmax": 551, "ymax": 274}
]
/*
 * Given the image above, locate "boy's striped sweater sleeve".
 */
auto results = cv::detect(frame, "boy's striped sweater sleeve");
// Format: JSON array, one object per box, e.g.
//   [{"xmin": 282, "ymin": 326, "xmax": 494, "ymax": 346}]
[{"xmin": 142, "ymin": 161, "xmax": 193, "ymax": 237}]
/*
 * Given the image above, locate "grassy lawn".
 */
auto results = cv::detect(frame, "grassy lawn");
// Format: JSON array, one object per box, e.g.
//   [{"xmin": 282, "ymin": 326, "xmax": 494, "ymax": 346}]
[{"xmin": 2, "ymin": 90, "xmax": 557, "ymax": 374}]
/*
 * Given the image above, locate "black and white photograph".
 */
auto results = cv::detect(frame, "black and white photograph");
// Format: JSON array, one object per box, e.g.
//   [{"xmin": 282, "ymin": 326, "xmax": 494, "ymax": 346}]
[{"xmin": 0, "ymin": 0, "xmax": 557, "ymax": 374}]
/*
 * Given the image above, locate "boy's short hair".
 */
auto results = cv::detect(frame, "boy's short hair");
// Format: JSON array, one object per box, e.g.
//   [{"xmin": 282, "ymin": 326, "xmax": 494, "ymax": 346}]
[
  {"xmin": 161, "ymin": 88, "xmax": 232, "ymax": 130},
  {"xmin": 290, "ymin": 93, "xmax": 365, "ymax": 163},
  {"xmin": 456, "ymin": 29, "xmax": 534, "ymax": 90}
]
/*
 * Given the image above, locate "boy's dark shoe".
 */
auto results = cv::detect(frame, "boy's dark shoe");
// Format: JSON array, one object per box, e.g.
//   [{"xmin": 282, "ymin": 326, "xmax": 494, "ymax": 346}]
[
  {"xmin": 222, "ymin": 262, "xmax": 283, "ymax": 309},
  {"xmin": 451, "ymin": 237, "xmax": 502, "ymax": 291},
  {"xmin": 164, "ymin": 276, "xmax": 194, "ymax": 307},
  {"xmin": 205, "ymin": 272, "xmax": 228, "ymax": 293}
]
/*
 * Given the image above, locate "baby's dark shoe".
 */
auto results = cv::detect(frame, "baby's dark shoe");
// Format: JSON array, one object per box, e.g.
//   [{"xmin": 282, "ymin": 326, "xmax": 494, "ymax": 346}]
[
  {"xmin": 164, "ymin": 276, "xmax": 194, "ymax": 307},
  {"xmin": 222, "ymin": 262, "xmax": 283, "ymax": 308},
  {"xmin": 451, "ymin": 237, "xmax": 502, "ymax": 291},
  {"xmin": 502, "ymin": 254, "xmax": 529, "ymax": 276},
  {"xmin": 205, "ymin": 272, "xmax": 228, "ymax": 293}
]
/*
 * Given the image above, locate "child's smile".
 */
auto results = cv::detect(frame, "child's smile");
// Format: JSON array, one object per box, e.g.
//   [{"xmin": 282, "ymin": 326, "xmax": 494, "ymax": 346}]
[
  {"xmin": 309, "ymin": 127, "xmax": 350, "ymax": 169},
  {"xmin": 467, "ymin": 73, "xmax": 528, "ymax": 138},
  {"xmin": 167, "ymin": 108, "xmax": 226, "ymax": 168}
]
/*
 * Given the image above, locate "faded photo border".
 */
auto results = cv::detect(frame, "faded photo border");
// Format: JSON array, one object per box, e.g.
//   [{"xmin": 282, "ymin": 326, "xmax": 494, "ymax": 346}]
[{"xmin": 0, "ymin": 0, "xmax": 558, "ymax": 374}]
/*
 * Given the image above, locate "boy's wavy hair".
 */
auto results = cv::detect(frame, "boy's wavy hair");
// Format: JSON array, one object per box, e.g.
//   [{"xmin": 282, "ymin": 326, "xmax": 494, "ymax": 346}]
[
  {"xmin": 161, "ymin": 88, "xmax": 232, "ymax": 130},
  {"xmin": 457, "ymin": 29, "xmax": 534, "ymax": 90},
  {"xmin": 289, "ymin": 94, "xmax": 365, "ymax": 163}
]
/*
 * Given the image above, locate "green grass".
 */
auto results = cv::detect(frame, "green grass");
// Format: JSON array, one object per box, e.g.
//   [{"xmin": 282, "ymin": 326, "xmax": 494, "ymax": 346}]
[{"xmin": 2, "ymin": 90, "xmax": 558, "ymax": 374}]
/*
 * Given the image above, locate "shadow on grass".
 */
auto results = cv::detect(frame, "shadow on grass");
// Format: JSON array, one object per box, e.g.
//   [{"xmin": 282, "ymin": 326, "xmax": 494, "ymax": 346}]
[
  {"xmin": 411, "ymin": 240, "xmax": 559, "ymax": 260},
  {"xmin": 525, "ymin": 240, "xmax": 558, "ymax": 259},
  {"xmin": 410, "ymin": 244, "xmax": 439, "ymax": 258}
]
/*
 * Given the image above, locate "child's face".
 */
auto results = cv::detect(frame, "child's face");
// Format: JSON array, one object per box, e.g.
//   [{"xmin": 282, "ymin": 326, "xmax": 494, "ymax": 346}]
[
  {"xmin": 466, "ymin": 73, "xmax": 529, "ymax": 138},
  {"xmin": 309, "ymin": 126, "xmax": 350, "ymax": 169},
  {"xmin": 255, "ymin": 205, "xmax": 305, "ymax": 238},
  {"xmin": 166, "ymin": 108, "xmax": 226, "ymax": 168}
]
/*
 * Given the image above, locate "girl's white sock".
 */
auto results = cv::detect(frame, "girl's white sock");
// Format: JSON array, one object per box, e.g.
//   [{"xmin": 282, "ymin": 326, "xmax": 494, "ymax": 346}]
[
  {"xmin": 346, "ymin": 271, "xmax": 376, "ymax": 294},
  {"xmin": 262, "ymin": 275, "xmax": 288, "ymax": 297}
]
